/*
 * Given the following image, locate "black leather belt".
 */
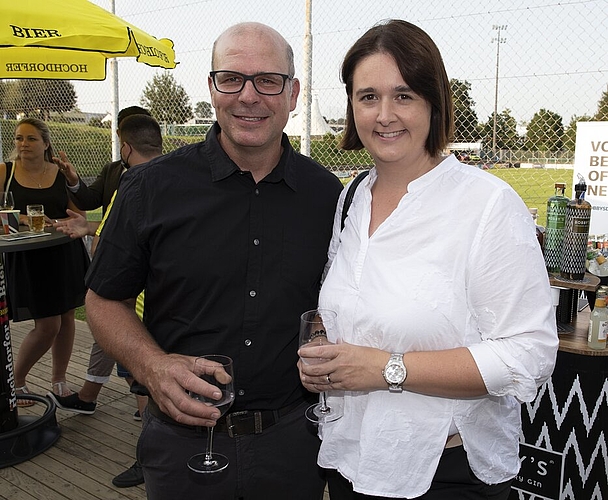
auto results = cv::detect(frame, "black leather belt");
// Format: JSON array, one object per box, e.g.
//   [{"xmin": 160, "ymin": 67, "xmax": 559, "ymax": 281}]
[{"xmin": 148, "ymin": 398, "xmax": 304, "ymax": 437}]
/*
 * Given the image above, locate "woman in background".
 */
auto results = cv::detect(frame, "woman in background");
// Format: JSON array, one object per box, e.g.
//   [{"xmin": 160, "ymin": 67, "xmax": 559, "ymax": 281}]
[
  {"xmin": 298, "ymin": 20, "xmax": 558, "ymax": 499},
  {"xmin": 1, "ymin": 118, "xmax": 90, "ymax": 406}
]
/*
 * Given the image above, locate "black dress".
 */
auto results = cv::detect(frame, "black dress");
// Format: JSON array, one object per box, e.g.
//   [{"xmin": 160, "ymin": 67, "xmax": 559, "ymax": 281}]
[{"xmin": 3, "ymin": 162, "xmax": 90, "ymax": 321}]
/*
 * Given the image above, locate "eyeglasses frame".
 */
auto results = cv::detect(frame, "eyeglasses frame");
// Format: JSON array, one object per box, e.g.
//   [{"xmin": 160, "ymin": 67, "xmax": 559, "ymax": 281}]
[{"xmin": 209, "ymin": 70, "xmax": 292, "ymax": 96}]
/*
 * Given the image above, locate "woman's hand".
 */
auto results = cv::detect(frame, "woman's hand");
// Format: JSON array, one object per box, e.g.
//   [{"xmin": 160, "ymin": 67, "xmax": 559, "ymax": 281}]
[{"xmin": 298, "ymin": 342, "xmax": 389, "ymax": 393}]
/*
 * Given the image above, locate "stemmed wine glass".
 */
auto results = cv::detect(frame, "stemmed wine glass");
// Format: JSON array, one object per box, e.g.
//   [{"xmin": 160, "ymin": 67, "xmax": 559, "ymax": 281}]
[
  {"xmin": 299, "ymin": 308, "xmax": 342, "ymax": 423},
  {"xmin": 187, "ymin": 354, "xmax": 235, "ymax": 474},
  {"xmin": 0, "ymin": 192, "xmax": 14, "ymax": 210}
]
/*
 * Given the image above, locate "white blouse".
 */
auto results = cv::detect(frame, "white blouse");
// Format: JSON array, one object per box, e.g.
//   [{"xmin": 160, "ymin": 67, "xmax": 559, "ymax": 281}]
[{"xmin": 318, "ymin": 155, "xmax": 558, "ymax": 498}]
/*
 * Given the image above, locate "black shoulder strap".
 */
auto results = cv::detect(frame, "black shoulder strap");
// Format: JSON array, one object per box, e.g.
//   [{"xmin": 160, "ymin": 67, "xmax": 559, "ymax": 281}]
[{"xmin": 340, "ymin": 170, "xmax": 369, "ymax": 231}]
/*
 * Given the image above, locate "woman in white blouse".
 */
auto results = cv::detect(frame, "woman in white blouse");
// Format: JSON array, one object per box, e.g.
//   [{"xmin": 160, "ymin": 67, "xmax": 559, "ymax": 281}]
[{"xmin": 298, "ymin": 19, "xmax": 558, "ymax": 499}]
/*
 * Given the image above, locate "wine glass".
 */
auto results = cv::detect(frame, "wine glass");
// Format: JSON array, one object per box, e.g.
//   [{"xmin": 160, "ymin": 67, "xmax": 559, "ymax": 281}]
[
  {"xmin": 299, "ymin": 308, "xmax": 342, "ymax": 423},
  {"xmin": 0, "ymin": 192, "xmax": 14, "ymax": 210},
  {"xmin": 187, "ymin": 354, "xmax": 235, "ymax": 474}
]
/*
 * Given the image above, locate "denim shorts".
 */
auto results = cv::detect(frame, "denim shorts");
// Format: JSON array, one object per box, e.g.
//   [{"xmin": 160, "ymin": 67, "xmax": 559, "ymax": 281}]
[{"xmin": 116, "ymin": 362, "xmax": 132, "ymax": 379}]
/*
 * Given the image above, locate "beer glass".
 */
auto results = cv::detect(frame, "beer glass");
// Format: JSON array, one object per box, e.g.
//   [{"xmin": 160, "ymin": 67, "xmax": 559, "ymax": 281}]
[{"xmin": 26, "ymin": 204, "xmax": 45, "ymax": 233}]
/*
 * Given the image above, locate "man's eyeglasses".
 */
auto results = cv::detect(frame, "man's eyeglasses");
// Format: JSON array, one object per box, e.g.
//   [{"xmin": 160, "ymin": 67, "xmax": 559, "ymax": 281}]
[{"xmin": 210, "ymin": 71, "xmax": 291, "ymax": 96}]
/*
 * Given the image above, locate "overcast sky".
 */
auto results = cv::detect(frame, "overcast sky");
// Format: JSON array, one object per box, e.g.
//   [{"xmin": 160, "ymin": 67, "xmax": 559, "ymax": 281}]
[{"xmin": 80, "ymin": 0, "xmax": 607, "ymax": 126}]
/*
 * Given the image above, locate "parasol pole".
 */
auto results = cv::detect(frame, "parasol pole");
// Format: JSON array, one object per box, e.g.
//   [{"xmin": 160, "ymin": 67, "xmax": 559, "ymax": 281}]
[
  {"xmin": 110, "ymin": 0, "xmax": 120, "ymax": 161},
  {"xmin": 300, "ymin": 0, "xmax": 312, "ymax": 156}
]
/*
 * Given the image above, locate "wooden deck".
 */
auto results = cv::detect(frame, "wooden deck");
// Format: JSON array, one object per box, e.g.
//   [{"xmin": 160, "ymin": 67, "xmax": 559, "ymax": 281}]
[
  {"xmin": 0, "ymin": 319, "xmax": 146, "ymax": 500},
  {"xmin": 0, "ymin": 319, "xmax": 331, "ymax": 499}
]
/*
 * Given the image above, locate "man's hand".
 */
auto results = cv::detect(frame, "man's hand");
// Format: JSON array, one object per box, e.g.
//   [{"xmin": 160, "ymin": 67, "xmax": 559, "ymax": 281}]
[
  {"xmin": 53, "ymin": 151, "xmax": 79, "ymax": 186},
  {"xmin": 54, "ymin": 209, "xmax": 96, "ymax": 238},
  {"xmin": 141, "ymin": 352, "xmax": 225, "ymax": 427}
]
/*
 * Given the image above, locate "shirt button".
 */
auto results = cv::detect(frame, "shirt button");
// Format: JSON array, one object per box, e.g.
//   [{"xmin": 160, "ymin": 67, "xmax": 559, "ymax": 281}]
[
  {"xmin": 244, "ymin": 339, "xmax": 252, "ymax": 346},
  {"xmin": 253, "ymin": 238, "xmax": 260, "ymax": 246},
  {"xmin": 238, "ymin": 389, "xmax": 245, "ymax": 396},
  {"xmin": 249, "ymin": 290, "xmax": 257, "ymax": 297},
  {"xmin": 255, "ymin": 188, "xmax": 260, "ymax": 195}
]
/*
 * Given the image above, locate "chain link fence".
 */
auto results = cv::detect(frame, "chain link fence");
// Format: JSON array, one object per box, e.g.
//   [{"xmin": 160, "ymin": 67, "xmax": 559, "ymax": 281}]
[{"xmin": 1, "ymin": 0, "xmax": 607, "ymax": 222}]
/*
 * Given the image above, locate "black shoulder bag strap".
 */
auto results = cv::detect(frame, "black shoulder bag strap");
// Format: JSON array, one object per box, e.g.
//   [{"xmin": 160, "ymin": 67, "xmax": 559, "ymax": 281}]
[{"xmin": 340, "ymin": 170, "xmax": 369, "ymax": 231}]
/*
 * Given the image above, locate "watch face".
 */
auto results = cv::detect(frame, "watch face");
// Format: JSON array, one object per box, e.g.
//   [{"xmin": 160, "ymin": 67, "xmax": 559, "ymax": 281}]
[{"xmin": 385, "ymin": 364, "xmax": 406, "ymax": 384}]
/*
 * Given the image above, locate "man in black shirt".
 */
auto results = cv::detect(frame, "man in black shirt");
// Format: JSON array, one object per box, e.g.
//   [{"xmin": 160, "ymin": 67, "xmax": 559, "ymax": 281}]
[
  {"xmin": 85, "ymin": 22, "xmax": 342, "ymax": 500},
  {"xmin": 59, "ymin": 105, "xmax": 152, "ymax": 215}
]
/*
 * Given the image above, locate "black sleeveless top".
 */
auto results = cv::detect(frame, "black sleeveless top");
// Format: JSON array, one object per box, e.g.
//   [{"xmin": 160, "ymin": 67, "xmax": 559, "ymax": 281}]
[
  {"xmin": 4, "ymin": 161, "xmax": 70, "ymax": 218},
  {"xmin": 3, "ymin": 162, "xmax": 90, "ymax": 321}
]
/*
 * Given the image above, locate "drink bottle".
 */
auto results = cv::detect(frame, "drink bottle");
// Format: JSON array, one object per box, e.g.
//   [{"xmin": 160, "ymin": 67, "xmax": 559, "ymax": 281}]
[
  {"xmin": 543, "ymin": 182, "xmax": 568, "ymax": 272},
  {"xmin": 560, "ymin": 177, "xmax": 591, "ymax": 280},
  {"xmin": 588, "ymin": 296, "xmax": 608, "ymax": 349}
]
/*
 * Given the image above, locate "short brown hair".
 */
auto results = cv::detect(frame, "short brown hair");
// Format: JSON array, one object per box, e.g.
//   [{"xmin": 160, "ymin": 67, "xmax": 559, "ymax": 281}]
[{"xmin": 340, "ymin": 20, "xmax": 453, "ymax": 157}]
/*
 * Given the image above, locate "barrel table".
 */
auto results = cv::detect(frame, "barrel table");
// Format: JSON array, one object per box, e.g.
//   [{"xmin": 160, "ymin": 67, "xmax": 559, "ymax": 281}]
[{"xmin": 0, "ymin": 228, "xmax": 70, "ymax": 468}]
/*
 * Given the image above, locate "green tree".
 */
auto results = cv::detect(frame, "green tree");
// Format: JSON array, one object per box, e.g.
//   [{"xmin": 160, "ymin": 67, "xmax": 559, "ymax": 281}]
[
  {"xmin": 1, "ymin": 79, "xmax": 76, "ymax": 119},
  {"xmin": 525, "ymin": 109, "xmax": 564, "ymax": 152},
  {"xmin": 194, "ymin": 101, "xmax": 213, "ymax": 119},
  {"xmin": 140, "ymin": 72, "xmax": 193, "ymax": 124},
  {"xmin": 480, "ymin": 109, "xmax": 519, "ymax": 150},
  {"xmin": 563, "ymin": 115, "xmax": 593, "ymax": 151},
  {"xmin": 450, "ymin": 79, "xmax": 479, "ymax": 142},
  {"xmin": 594, "ymin": 88, "xmax": 608, "ymax": 121}
]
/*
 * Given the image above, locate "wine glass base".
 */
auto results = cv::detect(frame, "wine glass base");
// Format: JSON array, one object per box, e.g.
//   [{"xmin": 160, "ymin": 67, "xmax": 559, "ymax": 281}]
[
  {"xmin": 305, "ymin": 403, "xmax": 342, "ymax": 424},
  {"xmin": 187, "ymin": 452, "xmax": 229, "ymax": 474}
]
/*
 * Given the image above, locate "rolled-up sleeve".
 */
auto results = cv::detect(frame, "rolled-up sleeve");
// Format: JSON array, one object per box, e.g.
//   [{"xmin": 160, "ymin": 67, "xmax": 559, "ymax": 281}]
[{"xmin": 466, "ymin": 188, "xmax": 559, "ymax": 403}]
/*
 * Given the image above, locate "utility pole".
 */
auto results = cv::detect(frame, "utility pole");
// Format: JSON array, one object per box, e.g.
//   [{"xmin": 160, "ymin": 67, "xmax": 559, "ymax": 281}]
[
  {"xmin": 110, "ymin": 0, "xmax": 120, "ymax": 161},
  {"xmin": 492, "ymin": 24, "xmax": 507, "ymax": 157}
]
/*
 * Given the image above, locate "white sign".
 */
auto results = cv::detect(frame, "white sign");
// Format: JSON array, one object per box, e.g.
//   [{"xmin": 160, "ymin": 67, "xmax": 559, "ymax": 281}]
[{"xmin": 573, "ymin": 121, "xmax": 608, "ymax": 234}]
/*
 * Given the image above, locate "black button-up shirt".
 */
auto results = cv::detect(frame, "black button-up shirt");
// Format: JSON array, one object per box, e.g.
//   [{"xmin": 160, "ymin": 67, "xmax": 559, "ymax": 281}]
[{"xmin": 86, "ymin": 123, "xmax": 343, "ymax": 411}]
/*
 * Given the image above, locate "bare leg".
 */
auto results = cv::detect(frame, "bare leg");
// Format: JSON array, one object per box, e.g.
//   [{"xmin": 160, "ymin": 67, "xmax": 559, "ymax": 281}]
[
  {"xmin": 126, "ymin": 376, "xmax": 148, "ymax": 415},
  {"xmin": 78, "ymin": 380, "xmax": 104, "ymax": 402},
  {"xmin": 50, "ymin": 309, "xmax": 76, "ymax": 389},
  {"xmin": 14, "ymin": 315, "xmax": 61, "ymax": 388},
  {"xmin": 136, "ymin": 394, "xmax": 148, "ymax": 415}
]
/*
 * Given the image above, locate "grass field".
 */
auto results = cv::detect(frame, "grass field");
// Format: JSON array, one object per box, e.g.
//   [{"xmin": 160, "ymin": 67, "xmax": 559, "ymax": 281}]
[
  {"xmin": 342, "ymin": 167, "xmax": 574, "ymax": 224},
  {"xmin": 489, "ymin": 167, "xmax": 573, "ymax": 223}
]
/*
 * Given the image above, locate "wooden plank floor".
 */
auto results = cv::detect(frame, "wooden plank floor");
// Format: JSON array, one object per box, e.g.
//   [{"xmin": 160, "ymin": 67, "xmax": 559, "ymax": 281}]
[
  {"xmin": 0, "ymin": 319, "xmax": 146, "ymax": 500},
  {"xmin": 0, "ymin": 319, "xmax": 331, "ymax": 500}
]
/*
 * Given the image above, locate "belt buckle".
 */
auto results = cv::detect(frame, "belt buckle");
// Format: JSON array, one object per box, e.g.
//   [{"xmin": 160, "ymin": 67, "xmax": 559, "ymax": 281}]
[{"xmin": 225, "ymin": 411, "xmax": 263, "ymax": 437}]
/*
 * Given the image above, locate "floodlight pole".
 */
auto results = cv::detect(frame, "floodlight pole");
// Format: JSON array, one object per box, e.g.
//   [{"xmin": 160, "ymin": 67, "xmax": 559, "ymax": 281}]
[
  {"xmin": 110, "ymin": 0, "xmax": 120, "ymax": 161},
  {"xmin": 491, "ymin": 24, "xmax": 507, "ymax": 156},
  {"xmin": 301, "ymin": 0, "xmax": 313, "ymax": 156}
]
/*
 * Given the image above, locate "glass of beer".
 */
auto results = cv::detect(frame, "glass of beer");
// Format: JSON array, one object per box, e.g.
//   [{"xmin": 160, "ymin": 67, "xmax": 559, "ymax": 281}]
[{"xmin": 27, "ymin": 204, "xmax": 45, "ymax": 233}]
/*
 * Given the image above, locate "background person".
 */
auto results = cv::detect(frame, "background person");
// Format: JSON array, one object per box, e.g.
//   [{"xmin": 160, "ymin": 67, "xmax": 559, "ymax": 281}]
[
  {"xmin": 51, "ymin": 113, "xmax": 163, "ymax": 489},
  {"xmin": 85, "ymin": 22, "xmax": 343, "ymax": 500},
  {"xmin": 298, "ymin": 20, "xmax": 558, "ymax": 500},
  {"xmin": 52, "ymin": 106, "xmax": 153, "ymax": 419},
  {"xmin": 0, "ymin": 118, "xmax": 90, "ymax": 405},
  {"xmin": 57, "ymin": 105, "xmax": 152, "ymax": 215}
]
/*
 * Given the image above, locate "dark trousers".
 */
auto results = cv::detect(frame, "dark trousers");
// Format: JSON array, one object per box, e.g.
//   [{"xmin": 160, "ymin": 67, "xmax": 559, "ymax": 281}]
[
  {"xmin": 137, "ymin": 401, "xmax": 325, "ymax": 500},
  {"xmin": 327, "ymin": 445, "xmax": 513, "ymax": 500}
]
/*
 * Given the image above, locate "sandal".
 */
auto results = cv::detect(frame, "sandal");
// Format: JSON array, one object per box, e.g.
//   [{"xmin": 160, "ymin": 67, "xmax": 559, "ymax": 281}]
[
  {"xmin": 51, "ymin": 381, "xmax": 74, "ymax": 398},
  {"xmin": 16, "ymin": 385, "xmax": 36, "ymax": 407}
]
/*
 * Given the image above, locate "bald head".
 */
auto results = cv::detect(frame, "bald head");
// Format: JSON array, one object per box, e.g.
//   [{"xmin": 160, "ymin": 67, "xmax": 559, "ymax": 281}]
[{"xmin": 212, "ymin": 22, "xmax": 295, "ymax": 77}]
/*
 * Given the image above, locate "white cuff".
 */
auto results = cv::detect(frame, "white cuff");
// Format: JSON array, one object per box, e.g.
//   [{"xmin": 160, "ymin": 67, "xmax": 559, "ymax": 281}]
[{"xmin": 67, "ymin": 179, "xmax": 80, "ymax": 192}]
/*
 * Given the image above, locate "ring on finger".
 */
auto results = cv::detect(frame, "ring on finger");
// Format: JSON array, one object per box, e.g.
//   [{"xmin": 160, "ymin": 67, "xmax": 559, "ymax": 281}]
[{"xmin": 326, "ymin": 374, "xmax": 332, "ymax": 384}]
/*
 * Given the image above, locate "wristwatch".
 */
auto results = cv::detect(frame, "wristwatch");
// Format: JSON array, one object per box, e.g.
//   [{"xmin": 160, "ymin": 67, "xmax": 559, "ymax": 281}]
[{"xmin": 382, "ymin": 353, "xmax": 406, "ymax": 392}]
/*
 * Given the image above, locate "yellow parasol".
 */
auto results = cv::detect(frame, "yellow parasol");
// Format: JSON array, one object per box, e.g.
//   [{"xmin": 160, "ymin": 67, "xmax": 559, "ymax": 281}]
[{"xmin": 0, "ymin": 0, "xmax": 177, "ymax": 80}]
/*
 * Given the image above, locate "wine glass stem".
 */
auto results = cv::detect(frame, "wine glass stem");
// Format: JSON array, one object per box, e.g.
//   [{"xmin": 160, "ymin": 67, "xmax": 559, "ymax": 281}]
[
  {"xmin": 205, "ymin": 426, "xmax": 215, "ymax": 463},
  {"xmin": 318, "ymin": 392, "xmax": 330, "ymax": 413}
]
